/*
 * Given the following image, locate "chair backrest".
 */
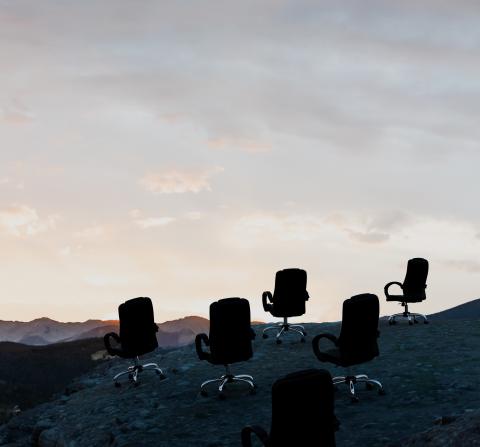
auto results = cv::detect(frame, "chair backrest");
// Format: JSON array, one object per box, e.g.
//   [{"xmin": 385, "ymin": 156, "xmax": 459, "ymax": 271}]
[
  {"xmin": 272, "ymin": 268, "xmax": 308, "ymax": 317},
  {"xmin": 209, "ymin": 297, "xmax": 253, "ymax": 365},
  {"xmin": 118, "ymin": 297, "xmax": 158, "ymax": 357},
  {"xmin": 269, "ymin": 369, "xmax": 336, "ymax": 446},
  {"xmin": 337, "ymin": 294, "xmax": 379, "ymax": 365},
  {"xmin": 402, "ymin": 258, "xmax": 429, "ymax": 301}
]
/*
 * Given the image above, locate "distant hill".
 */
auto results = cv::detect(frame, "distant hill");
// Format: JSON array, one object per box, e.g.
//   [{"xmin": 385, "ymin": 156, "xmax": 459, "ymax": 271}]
[
  {"xmin": 427, "ymin": 298, "xmax": 480, "ymax": 320},
  {"xmin": 0, "ymin": 315, "xmax": 267, "ymax": 352},
  {"xmin": 62, "ymin": 324, "xmax": 120, "ymax": 342},
  {"xmin": 0, "ymin": 318, "xmax": 115, "ymax": 345},
  {"xmin": 0, "ymin": 316, "xmax": 210, "ymax": 349}
]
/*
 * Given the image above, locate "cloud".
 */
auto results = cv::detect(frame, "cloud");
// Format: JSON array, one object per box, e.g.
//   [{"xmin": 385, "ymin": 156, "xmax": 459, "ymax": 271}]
[
  {"xmin": 0, "ymin": 99, "xmax": 34, "ymax": 124},
  {"xmin": 444, "ymin": 260, "xmax": 480, "ymax": 274},
  {"xmin": 134, "ymin": 217, "xmax": 175, "ymax": 229},
  {"xmin": 83, "ymin": 274, "xmax": 138, "ymax": 287},
  {"xmin": 0, "ymin": 177, "xmax": 25, "ymax": 189},
  {"xmin": 207, "ymin": 137, "xmax": 271, "ymax": 153},
  {"xmin": 234, "ymin": 213, "xmax": 324, "ymax": 241},
  {"xmin": 185, "ymin": 211, "xmax": 203, "ymax": 220},
  {"xmin": 325, "ymin": 210, "xmax": 412, "ymax": 244},
  {"xmin": 139, "ymin": 166, "xmax": 224, "ymax": 194},
  {"xmin": 74, "ymin": 225, "xmax": 105, "ymax": 239},
  {"xmin": 233, "ymin": 210, "xmax": 413, "ymax": 244},
  {"xmin": 0, "ymin": 205, "xmax": 58, "ymax": 237},
  {"xmin": 347, "ymin": 230, "xmax": 390, "ymax": 244},
  {"xmin": 129, "ymin": 209, "xmax": 175, "ymax": 229}
]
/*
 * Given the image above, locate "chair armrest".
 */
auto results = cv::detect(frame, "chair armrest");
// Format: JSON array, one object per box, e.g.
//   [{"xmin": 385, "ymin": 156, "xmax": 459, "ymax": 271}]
[
  {"xmin": 103, "ymin": 332, "xmax": 123, "ymax": 357},
  {"xmin": 195, "ymin": 333, "xmax": 211, "ymax": 361},
  {"xmin": 262, "ymin": 291, "xmax": 273, "ymax": 312},
  {"xmin": 384, "ymin": 281, "xmax": 403, "ymax": 299},
  {"xmin": 312, "ymin": 333, "xmax": 338, "ymax": 361},
  {"xmin": 241, "ymin": 425, "xmax": 269, "ymax": 446}
]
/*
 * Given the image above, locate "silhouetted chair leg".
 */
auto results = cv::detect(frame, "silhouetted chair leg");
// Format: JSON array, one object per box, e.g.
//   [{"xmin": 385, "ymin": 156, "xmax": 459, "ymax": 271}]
[
  {"xmin": 262, "ymin": 317, "xmax": 306, "ymax": 343},
  {"xmin": 113, "ymin": 356, "xmax": 165, "ymax": 387},
  {"xmin": 200, "ymin": 365, "xmax": 256, "ymax": 398},
  {"xmin": 332, "ymin": 373, "xmax": 385, "ymax": 402}
]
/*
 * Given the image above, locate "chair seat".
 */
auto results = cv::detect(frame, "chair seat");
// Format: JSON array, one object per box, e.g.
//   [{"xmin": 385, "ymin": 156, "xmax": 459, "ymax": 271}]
[
  {"xmin": 270, "ymin": 305, "xmax": 305, "ymax": 318},
  {"xmin": 386, "ymin": 295, "xmax": 405, "ymax": 302},
  {"xmin": 386, "ymin": 295, "xmax": 424, "ymax": 303}
]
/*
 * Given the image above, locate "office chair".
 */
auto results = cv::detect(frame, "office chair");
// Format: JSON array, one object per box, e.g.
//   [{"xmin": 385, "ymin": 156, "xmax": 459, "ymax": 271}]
[
  {"xmin": 262, "ymin": 268, "xmax": 309, "ymax": 344},
  {"xmin": 241, "ymin": 369, "xmax": 338, "ymax": 447},
  {"xmin": 104, "ymin": 297, "xmax": 165, "ymax": 387},
  {"xmin": 385, "ymin": 258, "xmax": 429, "ymax": 325},
  {"xmin": 312, "ymin": 293, "xmax": 384, "ymax": 402},
  {"xmin": 196, "ymin": 297, "xmax": 256, "ymax": 399}
]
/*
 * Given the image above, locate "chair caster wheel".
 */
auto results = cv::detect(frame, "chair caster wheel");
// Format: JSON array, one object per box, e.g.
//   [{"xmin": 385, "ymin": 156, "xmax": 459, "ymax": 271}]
[
  {"xmin": 378, "ymin": 388, "xmax": 386, "ymax": 396},
  {"xmin": 133, "ymin": 381, "xmax": 140, "ymax": 387},
  {"xmin": 249, "ymin": 387, "xmax": 257, "ymax": 395},
  {"xmin": 218, "ymin": 392, "xmax": 226, "ymax": 400},
  {"xmin": 128, "ymin": 373, "xmax": 134, "ymax": 382},
  {"xmin": 157, "ymin": 372, "xmax": 166, "ymax": 380},
  {"xmin": 200, "ymin": 390, "xmax": 208, "ymax": 397},
  {"xmin": 408, "ymin": 321, "xmax": 413, "ymax": 326},
  {"xmin": 114, "ymin": 382, "xmax": 121, "ymax": 388},
  {"xmin": 300, "ymin": 337, "xmax": 306, "ymax": 343},
  {"xmin": 276, "ymin": 339, "xmax": 282, "ymax": 345},
  {"xmin": 389, "ymin": 320, "xmax": 396, "ymax": 325},
  {"xmin": 424, "ymin": 320, "xmax": 429, "ymax": 324},
  {"xmin": 262, "ymin": 334, "xmax": 268, "ymax": 339},
  {"xmin": 414, "ymin": 319, "xmax": 419, "ymax": 324},
  {"xmin": 365, "ymin": 382, "xmax": 374, "ymax": 391},
  {"xmin": 303, "ymin": 331, "xmax": 307, "ymax": 336},
  {"xmin": 351, "ymin": 396, "xmax": 360, "ymax": 403}
]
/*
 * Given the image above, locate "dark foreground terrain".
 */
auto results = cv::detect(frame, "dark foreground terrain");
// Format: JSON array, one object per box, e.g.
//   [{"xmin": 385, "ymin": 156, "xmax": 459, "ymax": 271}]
[
  {"xmin": 1, "ymin": 319, "xmax": 480, "ymax": 446},
  {"xmin": 0, "ymin": 338, "xmax": 107, "ymax": 424}
]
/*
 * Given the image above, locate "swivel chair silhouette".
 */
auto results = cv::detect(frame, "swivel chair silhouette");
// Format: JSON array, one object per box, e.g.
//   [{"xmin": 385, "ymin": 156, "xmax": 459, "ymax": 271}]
[
  {"xmin": 262, "ymin": 268, "xmax": 308, "ymax": 344},
  {"xmin": 312, "ymin": 293, "xmax": 384, "ymax": 402},
  {"xmin": 104, "ymin": 297, "xmax": 165, "ymax": 387},
  {"xmin": 384, "ymin": 258, "xmax": 429, "ymax": 325},
  {"xmin": 241, "ymin": 369, "xmax": 338, "ymax": 447},
  {"xmin": 196, "ymin": 297, "xmax": 256, "ymax": 398}
]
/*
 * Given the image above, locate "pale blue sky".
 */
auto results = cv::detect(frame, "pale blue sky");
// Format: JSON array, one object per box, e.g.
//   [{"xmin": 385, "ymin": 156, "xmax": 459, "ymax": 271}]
[{"xmin": 1, "ymin": 0, "xmax": 480, "ymax": 322}]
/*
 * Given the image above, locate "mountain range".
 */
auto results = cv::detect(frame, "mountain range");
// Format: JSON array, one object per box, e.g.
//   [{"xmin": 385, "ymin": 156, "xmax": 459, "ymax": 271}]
[
  {"xmin": 0, "ymin": 316, "xmax": 210, "ymax": 349},
  {"xmin": 2, "ymin": 297, "xmax": 478, "ymax": 348}
]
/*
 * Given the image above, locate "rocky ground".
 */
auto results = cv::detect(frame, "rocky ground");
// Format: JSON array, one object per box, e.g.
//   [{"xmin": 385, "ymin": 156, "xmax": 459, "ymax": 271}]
[{"xmin": 1, "ymin": 318, "xmax": 480, "ymax": 446}]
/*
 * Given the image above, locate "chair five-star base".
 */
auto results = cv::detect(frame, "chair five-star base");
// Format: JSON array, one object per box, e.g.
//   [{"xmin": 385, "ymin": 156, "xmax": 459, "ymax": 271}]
[
  {"xmin": 262, "ymin": 317, "xmax": 306, "ymax": 344},
  {"xmin": 113, "ymin": 356, "xmax": 166, "ymax": 387},
  {"xmin": 200, "ymin": 365, "xmax": 256, "ymax": 399},
  {"xmin": 388, "ymin": 302, "xmax": 429, "ymax": 326},
  {"xmin": 332, "ymin": 374, "xmax": 385, "ymax": 403}
]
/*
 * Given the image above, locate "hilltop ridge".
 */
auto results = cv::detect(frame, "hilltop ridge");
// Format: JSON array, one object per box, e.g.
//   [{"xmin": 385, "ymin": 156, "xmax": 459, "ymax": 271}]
[{"xmin": 2, "ymin": 317, "xmax": 480, "ymax": 446}]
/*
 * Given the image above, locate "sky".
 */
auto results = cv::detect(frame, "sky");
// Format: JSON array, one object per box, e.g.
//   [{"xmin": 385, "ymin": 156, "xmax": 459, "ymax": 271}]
[{"xmin": 1, "ymin": 0, "xmax": 480, "ymax": 323}]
